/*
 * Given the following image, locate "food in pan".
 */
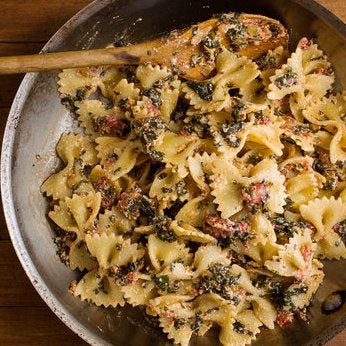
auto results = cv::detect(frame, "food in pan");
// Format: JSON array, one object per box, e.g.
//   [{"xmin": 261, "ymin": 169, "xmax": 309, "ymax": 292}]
[{"xmin": 41, "ymin": 12, "xmax": 346, "ymax": 346}]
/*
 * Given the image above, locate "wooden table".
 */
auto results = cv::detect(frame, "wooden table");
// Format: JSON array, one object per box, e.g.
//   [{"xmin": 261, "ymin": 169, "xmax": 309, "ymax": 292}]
[{"xmin": 0, "ymin": 0, "xmax": 344, "ymax": 345}]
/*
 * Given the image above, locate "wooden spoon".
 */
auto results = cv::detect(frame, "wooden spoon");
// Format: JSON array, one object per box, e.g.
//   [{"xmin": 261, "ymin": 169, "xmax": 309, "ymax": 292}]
[{"xmin": 0, "ymin": 13, "xmax": 288, "ymax": 80}]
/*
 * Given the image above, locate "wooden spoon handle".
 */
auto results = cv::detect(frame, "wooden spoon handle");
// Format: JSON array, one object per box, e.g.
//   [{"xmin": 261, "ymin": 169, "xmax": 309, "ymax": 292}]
[{"xmin": 0, "ymin": 41, "xmax": 159, "ymax": 74}]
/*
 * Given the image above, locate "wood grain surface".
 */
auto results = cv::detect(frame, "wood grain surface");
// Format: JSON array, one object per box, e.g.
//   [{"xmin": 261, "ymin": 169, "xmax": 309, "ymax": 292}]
[{"xmin": 0, "ymin": 0, "xmax": 344, "ymax": 345}]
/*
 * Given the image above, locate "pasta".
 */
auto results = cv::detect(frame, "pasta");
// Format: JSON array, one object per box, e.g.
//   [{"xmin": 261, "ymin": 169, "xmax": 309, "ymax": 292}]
[{"xmin": 42, "ymin": 13, "xmax": 345, "ymax": 346}]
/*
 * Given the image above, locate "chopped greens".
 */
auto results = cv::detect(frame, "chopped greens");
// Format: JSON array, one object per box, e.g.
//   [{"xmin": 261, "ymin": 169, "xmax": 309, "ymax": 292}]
[
  {"xmin": 200, "ymin": 263, "xmax": 240, "ymax": 301},
  {"xmin": 153, "ymin": 275, "xmax": 169, "ymax": 291},
  {"xmin": 186, "ymin": 81, "xmax": 215, "ymax": 101}
]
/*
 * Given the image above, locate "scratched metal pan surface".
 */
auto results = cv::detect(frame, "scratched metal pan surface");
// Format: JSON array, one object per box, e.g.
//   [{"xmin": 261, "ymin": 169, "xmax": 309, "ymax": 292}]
[{"xmin": 1, "ymin": 0, "xmax": 345, "ymax": 345}]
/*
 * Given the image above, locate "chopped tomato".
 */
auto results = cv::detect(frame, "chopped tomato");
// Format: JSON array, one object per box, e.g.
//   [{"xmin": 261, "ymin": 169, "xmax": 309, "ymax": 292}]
[
  {"xmin": 162, "ymin": 311, "xmax": 176, "ymax": 318},
  {"xmin": 179, "ymin": 128, "xmax": 190, "ymax": 136},
  {"xmin": 117, "ymin": 192, "xmax": 142, "ymax": 220},
  {"xmin": 94, "ymin": 176, "xmax": 118, "ymax": 210},
  {"xmin": 300, "ymin": 38, "xmax": 311, "ymax": 50},
  {"xmin": 146, "ymin": 102, "xmax": 161, "ymax": 116},
  {"xmin": 68, "ymin": 280, "xmax": 77, "ymax": 295},
  {"xmin": 204, "ymin": 214, "xmax": 249, "ymax": 238},
  {"xmin": 318, "ymin": 151, "xmax": 329, "ymax": 164},
  {"xmin": 241, "ymin": 182, "xmax": 269, "ymax": 207},
  {"xmin": 255, "ymin": 115, "xmax": 272, "ymax": 125},
  {"xmin": 89, "ymin": 66, "xmax": 100, "ymax": 75},
  {"xmin": 303, "ymin": 160, "xmax": 310, "ymax": 171},
  {"xmin": 125, "ymin": 272, "xmax": 138, "ymax": 285},
  {"xmin": 110, "ymin": 265, "xmax": 118, "ymax": 275},
  {"xmin": 276, "ymin": 310, "xmax": 294, "ymax": 327},
  {"xmin": 93, "ymin": 115, "xmax": 128, "ymax": 136},
  {"xmin": 301, "ymin": 246, "xmax": 313, "ymax": 262},
  {"xmin": 295, "ymin": 309, "xmax": 308, "ymax": 322},
  {"xmin": 314, "ymin": 67, "xmax": 328, "ymax": 75},
  {"xmin": 305, "ymin": 221, "xmax": 317, "ymax": 233}
]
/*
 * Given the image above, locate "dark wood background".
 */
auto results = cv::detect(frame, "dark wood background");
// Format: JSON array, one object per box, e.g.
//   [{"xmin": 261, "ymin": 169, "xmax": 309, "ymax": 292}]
[{"xmin": 0, "ymin": 0, "xmax": 344, "ymax": 344}]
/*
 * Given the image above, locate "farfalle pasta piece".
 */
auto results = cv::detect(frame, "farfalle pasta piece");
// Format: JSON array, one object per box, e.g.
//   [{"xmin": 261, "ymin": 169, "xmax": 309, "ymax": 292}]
[
  {"xmin": 244, "ymin": 241, "xmax": 282, "ymax": 265},
  {"xmin": 303, "ymin": 93, "xmax": 346, "ymax": 125},
  {"xmin": 315, "ymin": 229, "xmax": 346, "ymax": 260},
  {"xmin": 76, "ymin": 99, "xmax": 130, "ymax": 140},
  {"xmin": 314, "ymin": 130, "xmax": 333, "ymax": 151},
  {"xmin": 85, "ymin": 233, "xmax": 145, "ymax": 268},
  {"xmin": 49, "ymin": 192, "xmax": 101, "ymax": 277},
  {"xmin": 244, "ymin": 123, "xmax": 284, "ymax": 157},
  {"xmin": 152, "ymin": 132, "xmax": 200, "ymax": 178},
  {"xmin": 209, "ymin": 156, "xmax": 244, "ymax": 218},
  {"xmin": 132, "ymin": 96, "xmax": 162, "ymax": 119},
  {"xmin": 136, "ymin": 64, "xmax": 171, "ymax": 89},
  {"xmin": 209, "ymin": 111, "xmax": 284, "ymax": 158},
  {"xmin": 207, "ymin": 110, "xmax": 248, "ymax": 156},
  {"xmin": 328, "ymin": 121, "xmax": 346, "ymax": 163},
  {"xmin": 279, "ymin": 155, "xmax": 314, "ymax": 177},
  {"xmin": 49, "ymin": 199, "xmax": 98, "ymax": 270},
  {"xmin": 71, "ymin": 268, "xmax": 125, "ymax": 308},
  {"xmin": 235, "ymin": 148, "xmax": 274, "ymax": 175},
  {"xmin": 250, "ymin": 213, "xmax": 277, "ymax": 245},
  {"xmin": 95, "ymin": 136, "xmax": 129, "ymax": 164},
  {"xmin": 58, "ymin": 133, "xmax": 99, "ymax": 166},
  {"xmin": 243, "ymin": 159, "xmax": 287, "ymax": 214},
  {"xmin": 193, "ymin": 244, "xmax": 230, "ymax": 276},
  {"xmin": 303, "ymin": 94, "xmax": 346, "ymax": 163},
  {"xmin": 175, "ymin": 196, "xmax": 217, "ymax": 228},
  {"xmin": 58, "ymin": 65, "xmax": 124, "ymax": 103},
  {"xmin": 112, "ymin": 78, "xmax": 140, "ymax": 108},
  {"xmin": 230, "ymin": 264, "xmax": 262, "ymax": 297},
  {"xmin": 121, "ymin": 275, "xmax": 157, "ymax": 306},
  {"xmin": 160, "ymin": 78, "xmax": 181, "ymax": 122},
  {"xmin": 88, "ymin": 164, "xmax": 125, "ymax": 209},
  {"xmin": 182, "ymin": 51, "xmax": 259, "ymax": 113},
  {"xmin": 219, "ymin": 309, "xmax": 262, "ymax": 346},
  {"xmin": 255, "ymin": 46, "xmax": 289, "ymax": 86},
  {"xmin": 193, "ymin": 293, "xmax": 244, "ymax": 330},
  {"xmin": 98, "ymin": 207, "xmax": 133, "ymax": 234},
  {"xmin": 285, "ymin": 172, "xmax": 319, "ymax": 209},
  {"xmin": 268, "ymin": 38, "xmax": 334, "ymax": 121},
  {"xmin": 212, "ymin": 51, "xmax": 259, "ymax": 103},
  {"xmin": 65, "ymin": 191, "xmax": 101, "ymax": 235},
  {"xmin": 49, "ymin": 199, "xmax": 79, "ymax": 234},
  {"xmin": 299, "ymin": 196, "xmax": 346, "ymax": 241},
  {"xmin": 250, "ymin": 296, "xmax": 277, "ymax": 329},
  {"xmin": 148, "ymin": 294, "xmax": 194, "ymax": 316},
  {"xmin": 187, "ymin": 153, "xmax": 211, "ymax": 195},
  {"xmin": 239, "ymin": 78, "xmax": 266, "ymax": 106},
  {"xmin": 286, "ymin": 270, "xmax": 324, "ymax": 310},
  {"xmin": 76, "ymin": 99, "xmax": 115, "ymax": 138},
  {"xmin": 69, "ymin": 240, "xmax": 98, "ymax": 271},
  {"xmin": 148, "ymin": 234, "xmax": 192, "ymax": 271},
  {"xmin": 264, "ymin": 229, "xmax": 319, "ymax": 280},
  {"xmin": 41, "ymin": 133, "xmax": 98, "ymax": 199},
  {"xmin": 149, "ymin": 168, "xmax": 189, "ymax": 209},
  {"xmin": 95, "ymin": 136, "xmax": 140, "ymax": 183},
  {"xmin": 158, "ymin": 261, "xmax": 195, "ymax": 282},
  {"xmin": 159, "ymin": 316, "xmax": 193, "ymax": 346},
  {"xmin": 279, "ymin": 116, "xmax": 315, "ymax": 152},
  {"xmin": 171, "ymin": 220, "xmax": 217, "ymax": 244},
  {"xmin": 136, "ymin": 65, "xmax": 181, "ymax": 123},
  {"xmin": 158, "ymin": 298, "xmax": 214, "ymax": 346}
]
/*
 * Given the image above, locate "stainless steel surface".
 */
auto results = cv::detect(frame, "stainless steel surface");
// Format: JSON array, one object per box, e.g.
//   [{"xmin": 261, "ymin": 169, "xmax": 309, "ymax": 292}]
[{"xmin": 1, "ymin": 0, "xmax": 345, "ymax": 345}]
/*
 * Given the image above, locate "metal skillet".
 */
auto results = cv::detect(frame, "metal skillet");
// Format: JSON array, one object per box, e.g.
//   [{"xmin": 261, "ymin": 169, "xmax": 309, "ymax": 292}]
[{"xmin": 1, "ymin": 0, "xmax": 345, "ymax": 345}]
